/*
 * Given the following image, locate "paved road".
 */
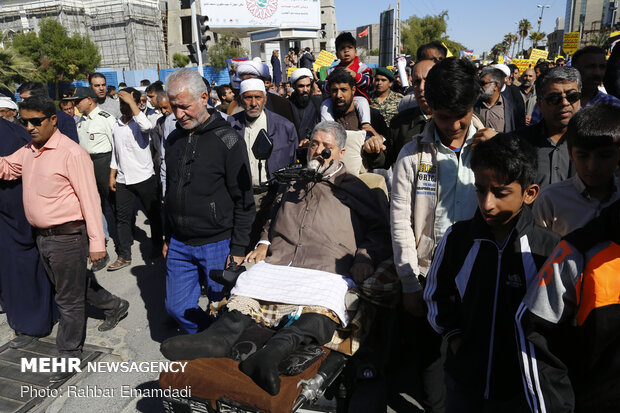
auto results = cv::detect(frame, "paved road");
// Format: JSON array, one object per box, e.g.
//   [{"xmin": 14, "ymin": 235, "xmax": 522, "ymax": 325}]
[{"xmin": 0, "ymin": 212, "xmax": 193, "ymax": 413}]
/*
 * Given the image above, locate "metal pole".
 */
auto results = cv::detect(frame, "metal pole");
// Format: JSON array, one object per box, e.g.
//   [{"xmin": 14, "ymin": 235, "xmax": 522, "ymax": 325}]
[
  {"xmin": 537, "ymin": 4, "xmax": 550, "ymax": 33},
  {"xmin": 191, "ymin": 0, "xmax": 204, "ymax": 77},
  {"xmin": 395, "ymin": 0, "xmax": 400, "ymax": 58}
]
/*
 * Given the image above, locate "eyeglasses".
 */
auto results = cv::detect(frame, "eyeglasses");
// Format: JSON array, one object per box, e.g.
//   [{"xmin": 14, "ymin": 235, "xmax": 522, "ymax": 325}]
[
  {"xmin": 544, "ymin": 91, "xmax": 581, "ymax": 106},
  {"xmin": 19, "ymin": 115, "xmax": 51, "ymax": 127}
]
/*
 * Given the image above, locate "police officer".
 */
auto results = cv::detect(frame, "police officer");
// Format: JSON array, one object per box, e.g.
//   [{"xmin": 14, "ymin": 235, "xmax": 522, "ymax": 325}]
[{"xmin": 67, "ymin": 87, "xmax": 116, "ymax": 270}]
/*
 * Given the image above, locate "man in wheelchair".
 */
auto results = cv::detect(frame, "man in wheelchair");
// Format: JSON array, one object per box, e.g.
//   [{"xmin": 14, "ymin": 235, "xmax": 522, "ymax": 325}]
[{"xmin": 160, "ymin": 121, "xmax": 392, "ymax": 399}]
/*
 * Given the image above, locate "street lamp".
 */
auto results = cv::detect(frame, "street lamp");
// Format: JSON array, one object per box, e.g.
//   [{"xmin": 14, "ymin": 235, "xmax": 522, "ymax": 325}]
[{"xmin": 537, "ymin": 4, "xmax": 551, "ymax": 33}]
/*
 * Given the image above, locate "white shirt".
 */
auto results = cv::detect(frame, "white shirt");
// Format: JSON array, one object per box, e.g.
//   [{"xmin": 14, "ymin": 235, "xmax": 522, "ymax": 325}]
[
  {"xmin": 433, "ymin": 121, "xmax": 478, "ymax": 243},
  {"xmin": 110, "ymin": 111, "xmax": 154, "ymax": 185},
  {"xmin": 244, "ymin": 111, "xmax": 268, "ymax": 186}
]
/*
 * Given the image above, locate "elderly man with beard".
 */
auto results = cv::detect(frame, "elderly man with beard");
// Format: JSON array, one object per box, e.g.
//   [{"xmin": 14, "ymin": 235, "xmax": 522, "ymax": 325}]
[
  {"xmin": 229, "ymin": 79, "xmax": 298, "ymax": 246},
  {"xmin": 288, "ymin": 68, "xmax": 322, "ymax": 144},
  {"xmin": 474, "ymin": 67, "xmax": 523, "ymax": 133},
  {"xmin": 234, "ymin": 60, "xmax": 296, "ymax": 127},
  {"xmin": 163, "ymin": 69, "xmax": 255, "ymax": 333},
  {"xmin": 0, "ymin": 97, "xmax": 18, "ymax": 123},
  {"xmin": 160, "ymin": 121, "xmax": 392, "ymax": 397},
  {"xmin": 519, "ymin": 69, "xmax": 537, "ymax": 125}
]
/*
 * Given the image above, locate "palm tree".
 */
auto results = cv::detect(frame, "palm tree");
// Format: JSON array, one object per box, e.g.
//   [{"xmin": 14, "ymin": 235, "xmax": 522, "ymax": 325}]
[
  {"xmin": 511, "ymin": 33, "xmax": 519, "ymax": 57},
  {"xmin": 0, "ymin": 47, "xmax": 39, "ymax": 89},
  {"xmin": 518, "ymin": 19, "xmax": 532, "ymax": 57},
  {"xmin": 529, "ymin": 32, "xmax": 546, "ymax": 49},
  {"xmin": 503, "ymin": 33, "xmax": 514, "ymax": 57}
]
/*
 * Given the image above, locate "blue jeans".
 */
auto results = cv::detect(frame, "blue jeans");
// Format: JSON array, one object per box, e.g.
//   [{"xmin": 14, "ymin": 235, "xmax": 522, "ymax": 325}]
[{"xmin": 165, "ymin": 237, "xmax": 230, "ymax": 333}]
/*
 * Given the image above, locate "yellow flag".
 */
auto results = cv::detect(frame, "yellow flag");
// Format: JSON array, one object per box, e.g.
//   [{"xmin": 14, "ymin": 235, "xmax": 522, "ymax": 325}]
[{"xmin": 442, "ymin": 42, "xmax": 453, "ymax": 57}]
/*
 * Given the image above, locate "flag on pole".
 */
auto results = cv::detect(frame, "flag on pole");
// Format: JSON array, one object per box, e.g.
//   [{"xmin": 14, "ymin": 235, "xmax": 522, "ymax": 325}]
[{"xmin": 358, "ymin": 27, "xmax": 369, "ymax": 38}]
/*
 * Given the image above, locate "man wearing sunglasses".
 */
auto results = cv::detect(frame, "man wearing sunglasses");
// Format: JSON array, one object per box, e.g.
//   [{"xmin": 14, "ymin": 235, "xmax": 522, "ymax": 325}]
[
  {"xmin": 0, "ymin": 95, "xmax": 128, "ymax": 382},
  {"xmin": 512, "ymin": 66, "xmax": 581, "ymax": 188}
]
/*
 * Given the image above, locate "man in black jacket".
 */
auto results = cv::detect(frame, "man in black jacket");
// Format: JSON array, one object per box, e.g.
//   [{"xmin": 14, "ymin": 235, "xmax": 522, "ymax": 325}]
[
  {"xmin": 163, "ymin": 68, "xmax": 255, "ymax": 334},
  {"xmin": 288, "ymin": 68, "xmax": 322, "ymax": 143}
]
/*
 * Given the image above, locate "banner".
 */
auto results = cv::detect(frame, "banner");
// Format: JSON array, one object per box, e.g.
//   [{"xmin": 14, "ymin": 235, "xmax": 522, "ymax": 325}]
[
  {"xmin": 379, "ymin": 9, "xmax": 395, "ymax": 67},
  {"xmin": 529, "ymin": 48, "xmax": 549, "ymax": 64},
  {"xmin": 202, "ymin": 0, "xmax": 320, "ymax": 29},
  {"xmin": 562, "ymin": 32, "xmax": 580, "ymax": 55},
  {"xmin": 511, "ymin": 58, "xmax": 532, "ymax": 74},
  {"xmin": 312, "ymin": 50, "xmax": 336, "ymax": 72}
]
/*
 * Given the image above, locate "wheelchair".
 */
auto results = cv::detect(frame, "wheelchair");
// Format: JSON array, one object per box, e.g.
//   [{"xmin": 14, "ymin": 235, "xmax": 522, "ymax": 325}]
[{"xmin": 160, "ymin": 156, "xmax": 397, "ymax": 413}]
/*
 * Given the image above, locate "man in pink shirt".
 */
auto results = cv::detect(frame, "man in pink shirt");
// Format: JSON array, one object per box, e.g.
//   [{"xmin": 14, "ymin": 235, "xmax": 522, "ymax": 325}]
[{"xmin": 0, "ymin": 95, "xmax": 128, "ymax": 383}]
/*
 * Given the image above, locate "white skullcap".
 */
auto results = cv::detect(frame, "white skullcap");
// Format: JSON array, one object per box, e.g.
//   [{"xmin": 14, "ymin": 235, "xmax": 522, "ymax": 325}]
[
  {"xmin": 492, "ymin": 63, "xmax": 511, "ymax": 78},
  {"xmin": 237, "ymin": 60, "xmax": 269, "ymax": 79},
  {"xmin": 240, "ymin": 79, "xmax": 266, "ymax": 95},
  {"xmin": 252, "ymin": 57, "xmax": 262, "ymax": 63},
  {"xmin": 289, "ymin": 68, "xmax": 313, "ymax": 85},
  {"xmin": 0, "ymin": 97, "xmax": 17, "ymax": 110}
]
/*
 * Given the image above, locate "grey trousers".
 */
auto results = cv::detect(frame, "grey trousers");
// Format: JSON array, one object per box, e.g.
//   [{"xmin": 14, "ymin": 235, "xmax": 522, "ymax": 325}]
[{"xmin": 36, "ymin": 227, "xmax": 120, "ymax": 357}]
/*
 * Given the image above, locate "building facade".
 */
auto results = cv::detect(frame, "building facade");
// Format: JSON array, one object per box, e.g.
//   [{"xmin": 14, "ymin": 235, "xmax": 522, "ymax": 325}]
[
  {"xmin": 0, "ymin": 0, "xmax": 166, "ymax": 70},
  {"xmin": 564, "ymin": 0, "xmax": 619, "ymax": 33}
]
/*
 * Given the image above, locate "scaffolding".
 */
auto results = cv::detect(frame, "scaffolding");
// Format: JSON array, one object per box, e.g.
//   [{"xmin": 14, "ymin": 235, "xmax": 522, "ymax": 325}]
[{"xmin": 0, "ymin": 0, "xmax": 166, "ymax": 70}]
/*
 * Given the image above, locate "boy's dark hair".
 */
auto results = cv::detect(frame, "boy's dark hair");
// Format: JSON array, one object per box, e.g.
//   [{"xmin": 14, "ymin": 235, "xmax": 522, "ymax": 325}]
[
  {"xmin": 121, "ymin": 87, "xmax": 141, "ymax": 104},
  {"xmin": 416, "ymin": 41, "xmax": 448, "ymax": 62},
  {"xmin": 565, "ymin": 103, "xmax": 620, "ymax": 150},
  {"xmin": 16, "ymin": 82, "xmax": 48, "ymax": 97},
  {"xmin": 119, "ymin": 82, "xmax": 127, "ymax": 88},
  {"xmin": 140, "ymin": 79, "xmax": 151, "ymax": 86},
  {"xmin": 107, "ymin": 85, "xmax": 116, "ymax": 92},
  {"xmin": 471, "ymin": 134, "xmax": 538, "ymax": 190},
  {"xmin": 89, "ymin": 72, "xmax": 106, "ymax": 85},
  {"xmin": 328, "ymin": 67, "xmax": 356, "ymax": 89},
  {"xmin": 572, "ymin": 46, "xmax": 605, "ymax": 67},
  {"xmin": 508, "ymin": 63, "xmax": 518, "ymax": 74},
  {"xmin": 216, "ymin": 84, "xmax": 232, "ymax": 100},
  {"xmin": 59, "ymin": 99, "xmax": 73, "ymax": 108},
  {"xmin": 19, "ymin": 95, "xmax": 57, "ymax": 117},
  {"xmin": 336, "ymin": 32, "xmax": 356, "ymax": 51},
  {"xmin": 534, "ymin": 61, "xmax": 550, "ymax": 75},
  {"xmin": 425, "ymin": 57, "xmax": 479, "ymax": 113},
  {"xmin": 145, "ymin": 80, "xmax": 164, "ymax": 93}
]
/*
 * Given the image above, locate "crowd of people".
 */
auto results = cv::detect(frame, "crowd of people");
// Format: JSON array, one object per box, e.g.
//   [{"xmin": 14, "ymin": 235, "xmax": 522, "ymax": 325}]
[{"xmin": 0, "ymin": 29, "xmax": 619, "ymax": 413}]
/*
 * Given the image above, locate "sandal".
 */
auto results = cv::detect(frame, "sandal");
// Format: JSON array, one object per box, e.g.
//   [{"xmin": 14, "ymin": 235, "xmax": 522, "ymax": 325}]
[{"xmin": 107, "ymin": 257, "xmax": 131, "ymax": 271}]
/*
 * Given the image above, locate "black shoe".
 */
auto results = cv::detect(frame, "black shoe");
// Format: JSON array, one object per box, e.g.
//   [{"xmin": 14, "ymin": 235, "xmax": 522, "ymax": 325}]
[
  {"xmin": 49, "ymin": 371, "xmax": 74, "ymax": 383},
  {"xmin": 98, "ymin": 299, "xmax": 129, "ymax": 332},
  {"xmin": 9, "ymin": 333, "xmax": 37, "ymax": 349},
  {"xmin": 91, "ymin": 253, "xmax": 110, "ymax": 272}
]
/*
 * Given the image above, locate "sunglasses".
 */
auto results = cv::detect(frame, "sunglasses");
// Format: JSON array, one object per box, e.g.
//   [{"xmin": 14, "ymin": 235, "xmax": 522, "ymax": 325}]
[
  {"xmin": 543, "ymin": 91, "xmax": 581, "ymax": 106},
  {"xmin": 19, "ymin": 116, "xmax": 51, "ymax": 127}
]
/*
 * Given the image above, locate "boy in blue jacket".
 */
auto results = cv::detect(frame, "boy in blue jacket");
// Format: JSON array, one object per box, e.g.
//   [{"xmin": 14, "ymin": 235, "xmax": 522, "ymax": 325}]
[{"xmin": 424, "ymin": 134, "xmax": 560, "ymax": 412}]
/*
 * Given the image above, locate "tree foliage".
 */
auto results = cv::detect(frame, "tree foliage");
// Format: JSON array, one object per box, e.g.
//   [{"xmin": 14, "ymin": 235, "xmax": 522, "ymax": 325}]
[
  {"xmin": 517, "ymin": 19, "xmax": 533, "ymax": 56},
  {"xmin": 173, "ymin": 53, "xmax": 190, "ymax": 68},
  {"xmin": 11, "ymin": 18, "xmax": 100, "ymax": 86},
  {"xmin": 207, "ymin": 35, "xmax": 248, "ymax": 70},
  {"xmin": 401, "ymin": 11, "xmax": 467, "ymax": 58},
  {"xmin": 529, "ymin": 31, "xmax": 546, "ymax": 48},
  {"xmin": 0, "ymin": 47, "xmax": 41, "ymax": 89}
]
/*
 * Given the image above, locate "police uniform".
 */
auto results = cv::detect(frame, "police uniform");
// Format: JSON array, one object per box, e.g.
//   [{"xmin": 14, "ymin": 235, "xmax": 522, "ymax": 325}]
[{"xmin": 76, "ymin": 106, "xmax": 116, "ymax": 208}]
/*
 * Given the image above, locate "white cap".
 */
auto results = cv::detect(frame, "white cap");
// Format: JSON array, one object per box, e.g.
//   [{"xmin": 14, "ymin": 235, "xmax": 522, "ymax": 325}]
[
  {"xmin": 240, "ymin": 79, "xmax": 266, "ymax": 95},
  {"xmin": 0, "ymin": 97, "xmax": 17, "ymax": 110},
  {"xmin": 289, "ymin": 68, "xmax": 313, "ymax": 85},
  {"xmin": 237, "ymin": 60, "xmax": 269, "ymax": 79},
  {"xmin": 492, "ymin": 63, "xmax": 511, "ymax": 78}
]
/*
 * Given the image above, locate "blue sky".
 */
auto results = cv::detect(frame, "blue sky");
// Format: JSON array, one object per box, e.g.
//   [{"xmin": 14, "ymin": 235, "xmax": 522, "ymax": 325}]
[{"xmin": 335, "ymin": 0, "xmax": 567, "ymax": 55}]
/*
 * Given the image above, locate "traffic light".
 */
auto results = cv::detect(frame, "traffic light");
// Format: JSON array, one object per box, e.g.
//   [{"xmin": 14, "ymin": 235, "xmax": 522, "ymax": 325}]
[
  {"xmin": 186, "ymin": 44, "xmax": 198, "ymax": 64},
  {"xmin": 186, "ymin": 44, "xmax": 208, "ymax": 64},
  {"xmin": 196, "ymin": 15, "xmax": 211, "ymax": 44}
]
